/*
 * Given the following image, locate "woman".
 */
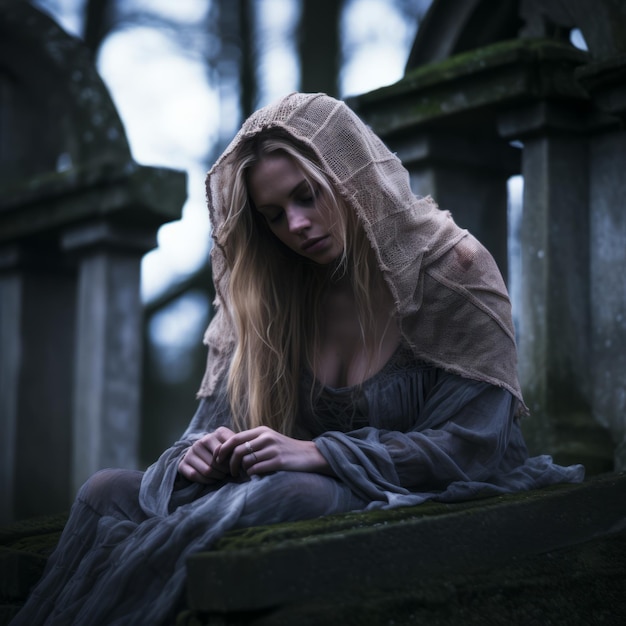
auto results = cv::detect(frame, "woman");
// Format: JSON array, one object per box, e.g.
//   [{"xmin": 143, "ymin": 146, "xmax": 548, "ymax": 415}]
[{"xmin": 13, "ymin": 93, "xmax": 584, "ymax": 625}]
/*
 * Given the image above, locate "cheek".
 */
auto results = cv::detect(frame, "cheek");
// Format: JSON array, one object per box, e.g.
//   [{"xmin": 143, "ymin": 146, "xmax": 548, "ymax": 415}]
[
  {"xmin": 269, "ymin": 225, "xmax": 289, "ymax": 241},
  {"xmin": 269, "ymin": 228, "xmax": 299, "ymax": 253},
  {"xmin": 323, "ymin": 213, "xmax": 342, "ymax": 244}
]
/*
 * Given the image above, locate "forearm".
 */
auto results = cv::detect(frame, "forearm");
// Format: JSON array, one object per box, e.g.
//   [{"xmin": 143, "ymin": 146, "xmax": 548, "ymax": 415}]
[{"xmin": 315, "ymin": 379, "xmax": 517, "ymax": 494}]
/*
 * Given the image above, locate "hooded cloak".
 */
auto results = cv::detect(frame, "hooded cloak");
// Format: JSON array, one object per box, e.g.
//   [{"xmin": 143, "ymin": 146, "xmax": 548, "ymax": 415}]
[{"xmin": 200, "ymin": 92, "xmax": 526, "ymax": 413}]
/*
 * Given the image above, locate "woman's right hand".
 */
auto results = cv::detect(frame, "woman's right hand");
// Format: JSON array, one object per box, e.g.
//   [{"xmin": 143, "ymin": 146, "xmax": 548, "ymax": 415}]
[{"xmin": 178, "ymin": 426, "xmax": 236, "ymax": 484}]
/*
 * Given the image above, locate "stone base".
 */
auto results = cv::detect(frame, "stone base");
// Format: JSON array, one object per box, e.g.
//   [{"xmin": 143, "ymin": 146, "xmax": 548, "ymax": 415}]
[
  {"xmin": 179, "ymin": 534, "xmax": 625, "ymax": 625},
  {"xmin": 1, "ymin": 475, "xmax": 624, "ymax": 626},
  {"xmin": 183, "ymin": 473, "xmax": 626, "ymax": 625},
  {"xmin": 0, "ymin": 513, "xmax": 66, "ymax": 624}
]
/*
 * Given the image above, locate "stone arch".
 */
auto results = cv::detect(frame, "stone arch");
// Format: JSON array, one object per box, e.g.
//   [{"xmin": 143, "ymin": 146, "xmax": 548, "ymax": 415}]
[
  {"xmin": 407, "ymin": 0, "xmax": 626, "ymax": 68},
  {"xmin": 406, "ymin": 0, "xmax": 522, "ymax": 67},
  {"xmin": 0, "ymin": 0, "xmax": 131, "ymax": 184}
]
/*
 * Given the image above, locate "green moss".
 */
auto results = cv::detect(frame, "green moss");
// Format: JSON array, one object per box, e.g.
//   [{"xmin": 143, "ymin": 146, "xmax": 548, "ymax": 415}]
[
  {"xmin": 350, "ymin": 38, "xmax": 591, "ymax": 136},
  {"xmin": 212, "ymin": 483, "xmax": 576, "ymax": 553},
  {"xmin": 0, "ymin": 160, "xmax": 139, "ymax": 204},
  {"xmin": 0, "ymin": 481, "xmax": 582, "ymax": 559},
  {"xmin": 365, "ymin": 38, "xmax": 589, "ymax": 100}
]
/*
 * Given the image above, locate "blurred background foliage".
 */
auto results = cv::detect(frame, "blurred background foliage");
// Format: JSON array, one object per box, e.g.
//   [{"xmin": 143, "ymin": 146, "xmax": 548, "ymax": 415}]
[{"xmin": 29, "ymin": 0, "xmax": 433, "ymax": 464}]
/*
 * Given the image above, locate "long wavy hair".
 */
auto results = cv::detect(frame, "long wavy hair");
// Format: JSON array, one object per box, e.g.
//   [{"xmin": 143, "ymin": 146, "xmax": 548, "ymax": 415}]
[{"xmin": 219, "ymin": 129, "xmax": 385, "ymax": 436}]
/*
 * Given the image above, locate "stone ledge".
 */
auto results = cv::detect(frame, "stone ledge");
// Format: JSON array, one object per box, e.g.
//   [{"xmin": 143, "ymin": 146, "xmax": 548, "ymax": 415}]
[
  {"xmin": 0, "ymin": 513, "xmax": 67, "ymax": 624},
  {"xmin": 0, "ymin": 161, "xmax": 187, "ymax": 243},
  {"xmin": 2, "ymin": 475, "xmax": 624, "ymax": 625},
  {"xmin": 350, "ymin": 38, "xmax": 592, "ymax": 138},
  {"xmin": 185, "ymin": 473, "xmax": 626, "ymax": 616},
  {"xmin": 180, "ymin": 532, "xmax": 626, "ymax": 625}
]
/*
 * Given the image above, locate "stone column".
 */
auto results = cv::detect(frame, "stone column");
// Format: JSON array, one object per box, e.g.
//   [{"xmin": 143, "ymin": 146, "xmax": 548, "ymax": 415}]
[
  {"xmin": 62, "ymin": 222, "xmax": 158, "ymax": 494},
  {"xmin": 577, "ymin": 58, "xmax": 626, "ymax": 471},
  {"xmin": 0, "ymin": 244, "xmax": 75, "ymax": 521},
  {"xmin": 0, "ymin": 165, "xmax": 186, "ymax": 521},
  {"xmin": 393, "ymin": 130, "xmax": 518, "ymax": 277},
  {"xmin": 498, "ymin": 102, "xmax": 614, "ymax": 472}
]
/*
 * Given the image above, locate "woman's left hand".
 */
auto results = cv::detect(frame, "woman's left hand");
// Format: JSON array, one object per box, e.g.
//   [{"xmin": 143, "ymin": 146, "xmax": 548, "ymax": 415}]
[{"xmin": 215, "ymin": 426, "xmax": 334, "ymax": 477}]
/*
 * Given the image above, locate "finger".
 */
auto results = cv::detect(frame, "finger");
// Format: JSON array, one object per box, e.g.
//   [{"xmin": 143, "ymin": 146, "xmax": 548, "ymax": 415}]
[
  {"xmin": 196, "ymin": 437, "xmax": 231, "ymax": 473},
  {"xmin": 194, "ymin": 438, "xmax": 228, "ymax": 478},
  {"xmin": 226, "ymin": 439, "xmax": 253, "ymax": 476},
  {"xmin": 213, "ymin": 426, "xmax": 236, "ymax": 442},
  {"xmin": 198, "ymin": 434, "xmax": 224, "ymax": 458},
  {"xmin": 219, "ymin": 426, "xmax": 267, "ymax": 460},
  {"xmin": 214, "ymin": 442, "xmax": 232, "ymax": 466},
  {"xmin": 244, "ymin": 451, "xmax": 282, "ymax": 476},
  {"xmin": 241, "ymin": 445, "xmax": 264, "ymax": 473},
  {"xmin": 233, "ymin": 440, "xmax": 264, "ymax": 476},
  {"xmin": 228, "ymin": 443, "xmax": 245, "ymax": 477},
  {"xmin": 192, "ymin": 444, "xmax": 215, "ymax": 468},
  {"xmin": 210, "ymin": 427, "xmax": 237, "ymax": 458},
  {"xmin": 217, "ymin": 433, "xmax": 244, "ymax": 461},
  {"xmin": 184, "ymin": 450, "xmax": 212, "ymax": 477},
  {"xmin": 183, "ymin": 455, "xmax": 229, "ymax": 484},
  {"xmin": 179, "ymin": 457, "xmax": 212, "ymax": 484},
  {"xmin": 185, "ymin": 442, "xmax": 229, "ymax": 479}
]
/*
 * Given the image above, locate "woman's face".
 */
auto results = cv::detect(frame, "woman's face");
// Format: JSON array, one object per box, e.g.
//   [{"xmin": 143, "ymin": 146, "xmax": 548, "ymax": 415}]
[{"xmin": 247, "ymin": 153, "xmax": 343, "ymax": 264}]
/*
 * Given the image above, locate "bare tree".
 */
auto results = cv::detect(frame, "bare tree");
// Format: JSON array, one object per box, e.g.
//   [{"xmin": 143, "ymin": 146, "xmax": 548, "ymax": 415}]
[
  {"xmin": 83, "ymin": 0, "xmax": 117, "ymax": 57},
  {"xmin": 299, "ymin": 0, "xmax": 344, "ymax": 96}
]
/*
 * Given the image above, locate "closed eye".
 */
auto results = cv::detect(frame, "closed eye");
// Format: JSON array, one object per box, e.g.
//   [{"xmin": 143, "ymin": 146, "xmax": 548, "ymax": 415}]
[{"xmin": 296, "ymin": 182, "xmax": 318, "ymax": 206}]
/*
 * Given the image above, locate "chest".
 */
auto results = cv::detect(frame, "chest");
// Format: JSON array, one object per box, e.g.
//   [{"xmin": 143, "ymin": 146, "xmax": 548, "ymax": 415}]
[
  {"xmin": 298, "ymin": 349, "xmax": 435, "ymax": 437},
  {"xmin": 313, "ymin": 291, "xmax": 400, "ymax": 388}
]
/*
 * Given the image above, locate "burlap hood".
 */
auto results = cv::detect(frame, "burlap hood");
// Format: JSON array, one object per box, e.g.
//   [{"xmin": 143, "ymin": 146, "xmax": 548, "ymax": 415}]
[{"xmin": 199, "ymin": 92, "xmax": 526, "ymax": 414}]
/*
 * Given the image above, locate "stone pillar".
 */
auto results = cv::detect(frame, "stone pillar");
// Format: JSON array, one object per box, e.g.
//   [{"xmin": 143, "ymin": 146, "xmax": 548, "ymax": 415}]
[
  {"xmin": 353, "ymin": 36, "xmax": 619, "ymax": 473},
  {"xmin": 498, "ymin": 102, "xmax": 614, "ymax": 472},
  {"xmin": 577, "ymin": 58, "xmax": 626, "ymax": 471},
  {"xmin": 588, "ymin": 131, "xmax": 626, "ymax": 471},
  {"xmin": 62, "ymin": 223, "xmax": 155, "ymax": 493},
  {"xmin": 0, "ymin": 244, "xmax": 76, "ymax": 521},
  {"xmin": 0, "ymin": 163, "xmax": 186, "ymax": 522},
  {"xmin": 392, "ymin": 130, "xmax": 518, "ymax": 277}
]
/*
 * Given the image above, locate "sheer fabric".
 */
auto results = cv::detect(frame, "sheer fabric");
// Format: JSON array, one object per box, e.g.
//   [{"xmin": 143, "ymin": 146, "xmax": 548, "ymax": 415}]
[{"xmin": 12, "ymin": 351, "xmax": 583, "ymax": 625}]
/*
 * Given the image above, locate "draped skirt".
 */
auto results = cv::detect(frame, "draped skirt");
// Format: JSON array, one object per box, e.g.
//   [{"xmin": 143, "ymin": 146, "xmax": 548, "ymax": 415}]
[{"xmin": 12, "ymin": 469, "xmax": 366, "ymax": 626}]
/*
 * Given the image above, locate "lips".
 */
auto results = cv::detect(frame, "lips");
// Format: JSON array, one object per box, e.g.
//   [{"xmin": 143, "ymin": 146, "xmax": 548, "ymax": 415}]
[{"xmin": 300, "ymin": 235, "xmax": 328, "ymax": 252}]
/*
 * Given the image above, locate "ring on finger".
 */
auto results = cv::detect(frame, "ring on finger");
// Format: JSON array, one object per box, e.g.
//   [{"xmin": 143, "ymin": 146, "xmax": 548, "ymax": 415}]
[{"xmin": 245, "ymin": 441, "xmax": 259, "ymax": 463}]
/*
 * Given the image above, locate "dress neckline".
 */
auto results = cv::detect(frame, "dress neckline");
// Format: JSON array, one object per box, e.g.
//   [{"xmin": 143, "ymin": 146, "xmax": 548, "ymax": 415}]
[{"xmin": 306, "ymin": 343, "xmax": 413, "ymax": 394}]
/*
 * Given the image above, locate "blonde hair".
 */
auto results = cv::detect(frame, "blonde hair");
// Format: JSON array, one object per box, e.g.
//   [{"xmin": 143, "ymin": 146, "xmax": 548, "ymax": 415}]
[{"xmin": 220, "ymin": 131, "xmax": 384, "ymax": 436}]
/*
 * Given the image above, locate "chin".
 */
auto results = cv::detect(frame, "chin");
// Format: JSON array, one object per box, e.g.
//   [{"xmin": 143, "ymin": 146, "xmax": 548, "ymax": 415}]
[{"xmin": 311, "ymin": 251, "xmax": 344, "ymax": 266}]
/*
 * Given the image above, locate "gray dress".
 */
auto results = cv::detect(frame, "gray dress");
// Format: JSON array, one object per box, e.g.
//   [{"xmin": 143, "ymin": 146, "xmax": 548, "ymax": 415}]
[{"xmin": 12, "ymin": 347, "xmax": 584, "ymax": 625}]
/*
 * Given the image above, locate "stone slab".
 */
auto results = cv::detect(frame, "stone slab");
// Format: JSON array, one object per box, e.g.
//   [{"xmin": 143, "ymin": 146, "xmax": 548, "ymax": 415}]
[
  {"xmin": 186, "ymin": 473, "xmax": 626, "ymax": 614},
  {"xmin": 0, "ymin": 161, "xmax": 187, "ymax": 243},
  {"xmin": 350, "ymin": 39, "xmax": 590, "ymax": 138}
]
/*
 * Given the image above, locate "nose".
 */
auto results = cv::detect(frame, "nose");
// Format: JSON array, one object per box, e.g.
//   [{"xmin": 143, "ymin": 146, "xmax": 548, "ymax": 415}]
[{"xmin": 286, "ymin": 207, "xmax": 311, "ymax": 234}]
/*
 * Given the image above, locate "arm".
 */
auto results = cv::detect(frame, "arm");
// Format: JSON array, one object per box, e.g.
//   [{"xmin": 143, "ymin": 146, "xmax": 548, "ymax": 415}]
[
  {"xmin": 215, "ymin": 369, "xmax": 513, "ymax": 487},
  {"xmin": 139, "ymin": 384, "xmax": 234, "ymax": 514},
  {"xmin": 314, "ymin": 370, "xmax": 518, "ymax": 502}
]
